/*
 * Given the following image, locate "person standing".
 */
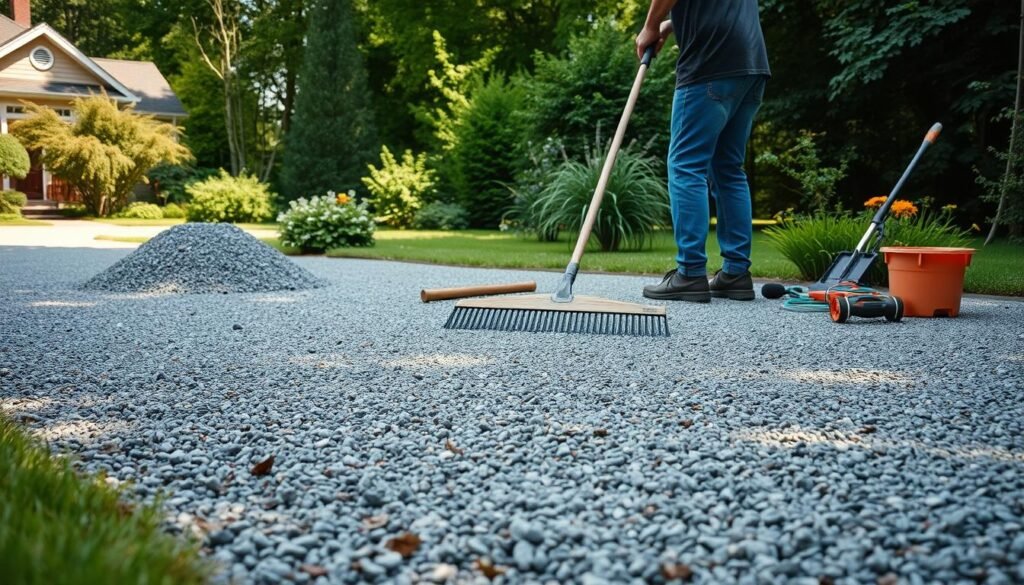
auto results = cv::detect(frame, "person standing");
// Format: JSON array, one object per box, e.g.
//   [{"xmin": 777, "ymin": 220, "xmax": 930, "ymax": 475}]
[{"xmin": 636, "ymin": 0, "xmax": 770, "ymax": 302}]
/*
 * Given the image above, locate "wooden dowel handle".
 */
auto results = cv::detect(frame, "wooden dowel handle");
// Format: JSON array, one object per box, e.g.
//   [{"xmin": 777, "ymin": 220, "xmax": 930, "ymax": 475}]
[{"xmin": 420, "ymin": 281, "xmax": 537, "ymax": 303}]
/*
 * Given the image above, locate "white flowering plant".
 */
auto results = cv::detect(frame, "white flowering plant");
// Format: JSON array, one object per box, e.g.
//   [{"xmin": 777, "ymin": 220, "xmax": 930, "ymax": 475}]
[{"xmin": 277, "ymin": 191, "xmax": 375, "ymax": 252}]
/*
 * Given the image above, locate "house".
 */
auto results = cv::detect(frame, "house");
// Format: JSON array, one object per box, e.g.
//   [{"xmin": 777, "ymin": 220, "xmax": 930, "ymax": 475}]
[{"xmin": 0, "ymin": 0, "xmax": 186, "ymax": 208}]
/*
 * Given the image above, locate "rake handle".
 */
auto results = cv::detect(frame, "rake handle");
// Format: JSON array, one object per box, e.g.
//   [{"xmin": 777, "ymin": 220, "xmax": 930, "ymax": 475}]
[
  {"xmin": 421, "ymin": 281, "xmax": 537, "ymax": 303},
  {"xmin": 569, "ymin": 47, "xmax": 654, "ymax": 265}
]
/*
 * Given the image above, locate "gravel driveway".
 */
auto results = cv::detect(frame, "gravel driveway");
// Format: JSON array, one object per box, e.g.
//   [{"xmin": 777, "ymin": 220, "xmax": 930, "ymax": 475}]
[{"xmin": 1, "ymin": 246, "xmax": 1022, "ymax": 585}]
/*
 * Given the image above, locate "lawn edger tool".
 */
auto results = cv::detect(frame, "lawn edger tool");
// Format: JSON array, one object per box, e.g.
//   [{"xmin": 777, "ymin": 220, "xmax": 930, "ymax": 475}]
[{"xmin": 442, "ymin": 46, "xmax": 669, "ymax": 337}]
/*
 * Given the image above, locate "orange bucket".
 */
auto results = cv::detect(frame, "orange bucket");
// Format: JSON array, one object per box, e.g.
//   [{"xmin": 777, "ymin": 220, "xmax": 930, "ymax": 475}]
[{"xmin": 881, "ymin": 247, "xmax": 975, "ymax": 317}]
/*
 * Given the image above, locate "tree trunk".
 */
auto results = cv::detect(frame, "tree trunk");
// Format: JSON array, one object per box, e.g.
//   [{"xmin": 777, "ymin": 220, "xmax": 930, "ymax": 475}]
[{"xmin": 985, "ymin": 0, "xmax": 1024, "ymax": 245}]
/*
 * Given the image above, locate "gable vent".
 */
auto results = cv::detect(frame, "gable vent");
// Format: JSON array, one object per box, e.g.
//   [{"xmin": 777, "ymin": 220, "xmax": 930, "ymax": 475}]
[{"xmin": 29, "ymin": 46, "xmax": 54, "ymax": 71}]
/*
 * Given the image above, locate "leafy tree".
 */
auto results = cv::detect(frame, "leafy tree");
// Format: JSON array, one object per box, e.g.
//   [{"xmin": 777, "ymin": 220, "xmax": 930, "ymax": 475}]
[
  {"xmin": 0, "ymin": 135, "xmax": 30, "ymax": 180},
  {"xmin": 280, "ymin": 0, "xmax": 378, "ymax": 200},
  {"xmin": 11, "ymin": 97, "xmax": 191, "ymax": 216}
]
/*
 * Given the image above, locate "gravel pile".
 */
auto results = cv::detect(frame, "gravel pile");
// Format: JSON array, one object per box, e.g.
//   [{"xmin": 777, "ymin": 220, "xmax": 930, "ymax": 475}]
[
  {"xmin": 3, "ymin": 247, "xmax": 1023, "ymax": 585},
  {"xmin": 80, "ymin": 223, "xmax": 324, "ymax": 294}
]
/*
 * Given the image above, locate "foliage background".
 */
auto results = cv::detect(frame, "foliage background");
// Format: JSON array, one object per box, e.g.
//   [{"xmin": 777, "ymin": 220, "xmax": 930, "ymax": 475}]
[{"xmin": 30, "ymin": 0, "xmax": 1020, "ymax": 229}]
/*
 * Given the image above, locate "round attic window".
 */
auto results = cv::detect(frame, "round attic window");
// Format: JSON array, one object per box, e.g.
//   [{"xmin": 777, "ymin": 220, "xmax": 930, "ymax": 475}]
[{"xmin": 29, "ymin": 46, "xmax": 54, "ymax": 71}]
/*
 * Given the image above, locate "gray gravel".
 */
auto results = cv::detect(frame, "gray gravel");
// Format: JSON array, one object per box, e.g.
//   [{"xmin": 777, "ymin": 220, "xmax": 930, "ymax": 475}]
[
  {"xmin": 80, "ymin": 223, "xmax": 324, "ymax": 294},
  {"xmin": 2, "ymin": 245, "xmax": 1023, "ymax": 585}
]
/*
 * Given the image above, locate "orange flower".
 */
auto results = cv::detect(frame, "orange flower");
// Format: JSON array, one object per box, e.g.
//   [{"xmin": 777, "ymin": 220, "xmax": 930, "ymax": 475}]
[
  {"xmin": 336, "ymin": 193, "xmax": 351, "ymax": 205},
  {"xmin": 864, "ymin": 196, "xmax": 887, "ymax": 209},
  {"xmin": 890, "ymin": 200, "xmax": 918, "ymax": 219}
]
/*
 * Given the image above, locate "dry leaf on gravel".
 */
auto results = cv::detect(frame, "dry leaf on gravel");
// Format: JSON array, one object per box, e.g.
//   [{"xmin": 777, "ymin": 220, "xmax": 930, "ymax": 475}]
[
  {"xmin": 385, "ymin": 532, "xmax": 422, "ymax": 558},
  {"xmin": 445, "ymin": 440, "xmax": 464, "ymax": 455},
  {"xmin": 300, "ymin": 564, "xmax": 328, "ymax": 577},
  {"xmin": 680, "ymin": 419, "xmax": 693, "ymax": 428},
  {"xmin": 475, "ymin": 558, "xmax": 507, "ymax": 579},
  {"xmin": 251, "ymin": 455, "xmax": 275, "ymax": 476},
  {"xmin": 661, "ymin": 562, "xmax": 693, "ymax": 580},
  {"xmin": 593, "ymin": 428, "xmax": 609, "ymax": 437},
  {"xmin": 362, "ymin": 514, "xmax": 389, "ymax": 530}
]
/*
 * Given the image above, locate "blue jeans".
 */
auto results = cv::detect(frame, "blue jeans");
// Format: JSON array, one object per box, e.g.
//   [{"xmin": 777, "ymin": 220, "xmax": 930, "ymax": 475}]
[{"xmin": 668, "ymin": 75, "xmax": 766, "ymax": 277}]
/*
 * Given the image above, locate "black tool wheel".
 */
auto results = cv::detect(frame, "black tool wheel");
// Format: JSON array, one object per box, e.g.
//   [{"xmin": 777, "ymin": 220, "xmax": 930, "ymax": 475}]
[
  {"xmin": 886, "ymin": 296, "xmax": 904, "ymax": 322},
  {"xmin": 830, "ymin": 296, "xmax": 851, "ymax": 323}
]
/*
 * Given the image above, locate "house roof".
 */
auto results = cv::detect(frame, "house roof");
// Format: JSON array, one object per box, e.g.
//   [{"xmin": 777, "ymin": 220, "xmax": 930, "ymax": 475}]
[
  {"xmin": 0, "ymin": 14, "xmax": 27, "ymax": 45},
  {"xmin": 93, "ymin": 58, "xmax": 186, "ymax": 117},
  {"xmin": 0, "ymin": 19, "xmax": 186, "ymax": 118}
]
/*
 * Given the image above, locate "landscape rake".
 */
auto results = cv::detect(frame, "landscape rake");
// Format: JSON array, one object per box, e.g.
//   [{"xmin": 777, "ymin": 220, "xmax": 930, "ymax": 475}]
[{"xmin": 443, "ymin": 46, "xmax": 668, "ymax": 337}]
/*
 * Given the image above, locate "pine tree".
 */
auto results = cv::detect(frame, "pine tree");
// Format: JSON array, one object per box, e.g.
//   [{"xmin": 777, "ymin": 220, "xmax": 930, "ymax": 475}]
[{"xmin": 280, "ymin": 0, "xmax": 378, "ymax": 201}]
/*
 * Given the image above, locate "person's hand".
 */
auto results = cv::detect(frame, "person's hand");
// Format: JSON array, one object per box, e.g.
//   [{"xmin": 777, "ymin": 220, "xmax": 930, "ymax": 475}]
[{"xmin": 635, "ymin": 20, "xmax": 673, "ymax": 61}]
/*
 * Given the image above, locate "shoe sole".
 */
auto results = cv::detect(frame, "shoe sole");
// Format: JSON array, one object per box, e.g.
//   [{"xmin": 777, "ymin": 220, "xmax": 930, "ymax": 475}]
[
  {"xmin": 643, "ymin": 290, "xmax": 711, "ymax": 303},
  {"xmin": 711, "ymin": 290, "xmax": 755, "ymax": 301}
]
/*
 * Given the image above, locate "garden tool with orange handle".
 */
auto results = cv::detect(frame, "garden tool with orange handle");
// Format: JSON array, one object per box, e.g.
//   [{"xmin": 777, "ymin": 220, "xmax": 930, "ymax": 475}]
[{"xmin": 814, "ymin": 123, "xmax": 943, "ymax": 290}]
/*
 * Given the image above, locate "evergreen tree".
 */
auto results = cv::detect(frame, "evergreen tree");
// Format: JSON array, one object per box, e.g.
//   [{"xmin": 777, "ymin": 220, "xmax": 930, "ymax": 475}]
[{"xmin": 280, "ymin": 0, "xmax": 378, "ymax": 200}]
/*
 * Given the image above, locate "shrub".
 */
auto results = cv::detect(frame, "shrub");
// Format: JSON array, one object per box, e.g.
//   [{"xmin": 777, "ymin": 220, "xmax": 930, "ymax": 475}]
[
  {"xmin": 765, "ymin": 202, "xmax": 970, "ymax": 285},
  {"xmin": 185, "ymin": 171, "xmax": 273, "ymax": 223},
  {"xmin": 58, "ymin": 204, "xmax": 89, "ymax": 218},
  {"xmin": 521, "ymin": 22, "xmax": 676, "ymax": 163},
  {"xmin": 531, "ymin": 143, "xmax": 669, "ymax": 251},
  {"xmin": 362, "ymin": 146, "xmax": 435, "ymax": 228},
  {"xmin": 147, "ymin": 164, "xmax": 218, "ymax": 205},
  {"xmin": 277, "ymin": 192, "xmax": 375, "ymax": 252},
  {"xmin": 114, "ymin": 202, "xmax": 164, "ymax": 219},
  {"xmin": 0, "ymin": 134, "xmax": 29, "ymax": 179},
  {"xmin": 161, "ymin": 202, "xmax": 187, "ymax": 219},
  {"xmin": 756, "ymin": 130, "xmax": 851, "ymax": 214},
  {"xmin": 413, "ymin": 201, "xmax": 470, "ymax": 230},
  {"xmin": 445, "ymin": 75, "xmax": 529, "ymax": 228},
  {"xmin": 0, "ymin": 415, "xmax": 210, "ymax": 584},
  {"xmin": 504, "ymin": 137, "xmax": 566, "ymax": 241},
  {"xmin": 0, "ymin": 191, "xmax": 28, "ymax": 215}
]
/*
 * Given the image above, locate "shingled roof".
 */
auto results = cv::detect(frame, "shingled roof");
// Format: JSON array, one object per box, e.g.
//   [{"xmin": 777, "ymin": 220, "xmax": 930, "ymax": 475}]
[
  {"xmin": 0, "ymin": 16, "xmax": 186, "ymax": 118},
  {"xmin": 93, "ymin": 58, "xmax": 186, "ymax": 117}
]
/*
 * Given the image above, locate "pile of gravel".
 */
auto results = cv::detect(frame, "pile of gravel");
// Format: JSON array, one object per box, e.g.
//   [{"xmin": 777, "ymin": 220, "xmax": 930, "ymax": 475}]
[{"xmin": 81, "ymin": 223, "xmax": 324, "ymax": 294}]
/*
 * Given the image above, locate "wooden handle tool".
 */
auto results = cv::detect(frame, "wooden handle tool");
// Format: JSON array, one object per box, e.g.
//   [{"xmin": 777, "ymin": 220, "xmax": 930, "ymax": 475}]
[{"xmin": 421, "ymin": 281, "xmax": 537, "ymax": 303}]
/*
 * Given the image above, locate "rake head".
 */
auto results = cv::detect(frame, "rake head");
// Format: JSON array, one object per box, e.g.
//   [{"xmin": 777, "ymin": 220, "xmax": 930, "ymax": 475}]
[{"xmin": 443, "ymin": 294, "xmax": 669, "ymax": 337}]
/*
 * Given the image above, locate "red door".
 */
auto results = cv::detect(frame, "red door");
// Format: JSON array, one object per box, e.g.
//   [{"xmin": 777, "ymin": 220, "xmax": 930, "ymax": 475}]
[{"xmin": 13, "ymin": 149, "xmax": 43, "ymax": 200}]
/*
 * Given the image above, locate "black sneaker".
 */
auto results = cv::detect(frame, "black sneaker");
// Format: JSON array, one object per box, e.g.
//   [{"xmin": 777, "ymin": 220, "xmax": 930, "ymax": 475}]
[
  {"xmin": 643, "ymin": 269, "xmax": 711, "ymax": 302},
  {"xmin": 709, "ymin": 270, "xmax": 755, "ymax": 301}
]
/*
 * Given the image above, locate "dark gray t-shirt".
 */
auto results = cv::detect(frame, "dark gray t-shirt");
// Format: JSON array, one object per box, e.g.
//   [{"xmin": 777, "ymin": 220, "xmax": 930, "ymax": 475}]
[{"xmin": 671, "ymin": 0, "xmax": 770, "ymax": 87}]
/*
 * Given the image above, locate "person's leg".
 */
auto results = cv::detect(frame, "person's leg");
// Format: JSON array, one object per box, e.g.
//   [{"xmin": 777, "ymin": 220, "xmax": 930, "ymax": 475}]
[
  {"xmin": 710, "ymin": 76, "xmax": 765, "ymax": 276},
  {"xmin": 666, "ymin": 82, "xmax": 732, "ymax": 277}
]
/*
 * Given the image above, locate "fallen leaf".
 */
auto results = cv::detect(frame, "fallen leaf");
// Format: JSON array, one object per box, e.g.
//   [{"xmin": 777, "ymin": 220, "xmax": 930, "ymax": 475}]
[
  {"xmin": 385, "ymin": 532, "xmax": 422, "ymax": 558},
  {"xmin": 680, "ymin": 419, "xmax": 693, "ymax": 428},
  {"xmin": 661, "ymin": 562, "xmax": 693, "ymax": 580},
  {"xmin": 476, "ymin": 558, "xmax": 507, "ymax": 579},
  {"xmin": 362, "ymin": 514, "xmax": 389, "ymax": 530},
  {"xmin": 860, "ymin": 425, "xmax": 877, "ymax": 434},
  {"xmin": 445, "ymin": 440, "xmax": 464, "ymax": 456},
  {"xmin": 251, "ymin": 455, "xmax": 275, "ymax": 476},
  {"xmin": 301, "ymin": 564, "xmax": 328, "ymax": 577},
  {"xmin": 593, "ymin": 428, "xmax": 609, "ymax": 437}
]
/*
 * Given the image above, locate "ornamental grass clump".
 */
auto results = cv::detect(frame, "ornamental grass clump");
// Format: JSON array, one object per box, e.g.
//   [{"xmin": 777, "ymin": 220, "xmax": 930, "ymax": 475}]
[
  {"xmin": 278, "ymin": 192, "xmax": 375, "ymax": 252},
  {"xmin": 530, "ymin": 144, "xmax": 669, "ymax": 251},
  {"xmin": 765, "ymin": 197, "xmax": 970, "ymax": 285}
]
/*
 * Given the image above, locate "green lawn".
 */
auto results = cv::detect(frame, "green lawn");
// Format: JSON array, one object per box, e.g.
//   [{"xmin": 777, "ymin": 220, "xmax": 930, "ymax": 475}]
[
  {"xmin": 0, "ymin": 416, "xmax": 209, "ymax": 584},
  {"xmin": 326, "ymin": 230, "xmax": 802, "ymax": 278},
  {"xmin": 90, "ymin": 218, "xmax": 277, "ymax": 230},
  {"xmin": 0, "ymin": 214, "xmax": 51, "ymax": 226},
  {"xmin": 94, "ymin": 228, "xmax": 1024, "ymax": 296}
]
